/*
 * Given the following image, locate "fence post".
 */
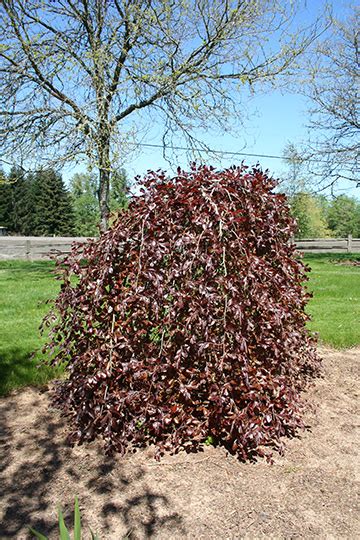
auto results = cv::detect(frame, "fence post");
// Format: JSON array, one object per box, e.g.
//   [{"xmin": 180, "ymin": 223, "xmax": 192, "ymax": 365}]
[
  {"xmin": 347, "ymin": 234, "xmax": 352, "ymax": 253},
  {"xmin": 25, "ymin": 239, "xmax": 31, "ymax": 261}
]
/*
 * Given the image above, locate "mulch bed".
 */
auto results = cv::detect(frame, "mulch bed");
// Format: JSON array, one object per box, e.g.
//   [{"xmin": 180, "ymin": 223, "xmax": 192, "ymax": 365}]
[{"xmin": 0, "ymin": 347, "xmax": 359, "ymax": 539}]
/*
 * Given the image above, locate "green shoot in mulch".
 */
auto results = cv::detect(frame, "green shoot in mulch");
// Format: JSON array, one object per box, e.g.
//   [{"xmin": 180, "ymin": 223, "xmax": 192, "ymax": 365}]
[
  {"xmin": 0, "ymin": 253, "xmax": 359, "ymax": 396},
  {"xmin": 29, "ymin": 496, "xmax": 100, "ymax": 540}
]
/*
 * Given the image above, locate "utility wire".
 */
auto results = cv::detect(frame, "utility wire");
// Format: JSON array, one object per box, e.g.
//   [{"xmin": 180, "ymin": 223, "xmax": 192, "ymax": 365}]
[
  {"xmin": 134, "ymin": 142, "xmax": 288, "ymax": 160},
  {"xmin": 130, "ymin": 142, "xmax": 328, "ymax": 164},
  {"xmin": 0, "ymin": 143, "xmax": 340, "ymax": 167}
]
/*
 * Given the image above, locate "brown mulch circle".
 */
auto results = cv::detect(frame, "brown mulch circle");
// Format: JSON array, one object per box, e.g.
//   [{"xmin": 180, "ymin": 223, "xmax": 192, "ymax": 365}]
[
  {"xmin": 0, "ymin": 348, "xmax": 359, "ymax": 539},
  {"xmin": 332, "ymin": 258, "xmax": 360, "ymax": 266}
]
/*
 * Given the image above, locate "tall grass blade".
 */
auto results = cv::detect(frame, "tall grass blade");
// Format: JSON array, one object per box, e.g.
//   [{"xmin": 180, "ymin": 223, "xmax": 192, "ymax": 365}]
[
  {"xmin": 28, "ymin": 527, "xmax": 48, "ymax": 540},
  {"xmin": 58, "ymin": 506, "xmax": 71, "ymax": 540},
  {"xmin": 74, "ymin": 496, "xmax": 81, "ymax": 540}
]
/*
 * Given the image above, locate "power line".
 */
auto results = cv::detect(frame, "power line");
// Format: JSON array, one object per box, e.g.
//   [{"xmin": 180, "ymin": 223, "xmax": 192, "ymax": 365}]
[
  {"xmin": 0, "ymin": 143, "xmax": 344, "ymax": 166},
  {"xmin": 132, "ymin": 142, "xmax": 327, "ymax": 164}
]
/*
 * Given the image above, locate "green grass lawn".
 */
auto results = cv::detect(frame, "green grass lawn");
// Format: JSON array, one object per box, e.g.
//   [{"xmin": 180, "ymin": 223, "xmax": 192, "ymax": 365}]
[
  {"xmin": 304, "ymin": 253, "xmax": 360, "ymax": 349},
  {"xmin": 0, "ymin": 260, "xmax": 62, "ymax": 396},
  {"xmin": 0, "ymin": 254, "xmax": 359, "ymax": 396}
]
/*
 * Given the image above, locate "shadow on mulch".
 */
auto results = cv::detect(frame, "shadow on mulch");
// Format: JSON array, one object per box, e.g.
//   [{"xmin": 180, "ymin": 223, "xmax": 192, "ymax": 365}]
[
  {"xmin": 0, "ymin": 397, "xmax": 63, "ymax": 537},
  {"xmin": 0, "ymin": 391, "xmax": 184, "ymax": 539}
]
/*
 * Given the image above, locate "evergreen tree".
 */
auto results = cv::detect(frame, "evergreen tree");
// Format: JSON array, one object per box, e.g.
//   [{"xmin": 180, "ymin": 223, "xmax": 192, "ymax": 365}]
[
  {"xmin": 8, "ymin": 166, "xmax": 24, "ymax": 232},
  {"xmin": 32, "ymin": 169, "xmax": 75, "ymax": 236},
  {"xmin": 2, "ymin": 166, "xmax": 35, "ymax": 234},
  {"xmin": 0, "ymin": 168, "xmax": 13, "ymax": 230},
  {"xmin": 14, "ymin": 170, "xmax": 38, "ymax": 235},
  {"xmin": 0, "ymin": 168, "xmax": 6, "ymax": 185}
]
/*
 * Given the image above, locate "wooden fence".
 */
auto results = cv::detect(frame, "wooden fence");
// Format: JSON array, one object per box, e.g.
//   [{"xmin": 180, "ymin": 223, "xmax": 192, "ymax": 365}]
[
  {"xmin": 0, "ymin": 236, "xmax": 92, "ymax": 261},
  {"xmin": 0, "ymin": 235, "xmax": 359, "ymax": 261},
  {"xmin": 294, "ymin": 235, "xmax": 360, "ymax": 253}
]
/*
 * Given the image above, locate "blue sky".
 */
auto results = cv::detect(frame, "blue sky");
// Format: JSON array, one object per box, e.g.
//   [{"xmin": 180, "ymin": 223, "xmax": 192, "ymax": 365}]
[
  {"xmin": 121, "ymin": 88, "xmax": 357, "ymax": 198},
  {"xmin": 120, "ymin": 91, "xmax": 310, "ymax": 183},
  {"xmin": 64, "ymin": 87, "xmax": 318, "ymax": 193}
]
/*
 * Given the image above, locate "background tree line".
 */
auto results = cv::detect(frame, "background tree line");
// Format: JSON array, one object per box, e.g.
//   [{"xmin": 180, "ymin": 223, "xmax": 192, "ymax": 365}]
[
  {"xmin": 289, "ymin": 192, "xmax": 360, "ymax": 239},
  {"xmin": 1, "ymin": 163, "xmax": 359, "ymax": 239},
  {"xmin": 280, "ymin": 141, "xmax": 360, "ymax": 239},
  {"xmin": 0, "ymin": 167, "xmax": 129, "ymax": 236}
]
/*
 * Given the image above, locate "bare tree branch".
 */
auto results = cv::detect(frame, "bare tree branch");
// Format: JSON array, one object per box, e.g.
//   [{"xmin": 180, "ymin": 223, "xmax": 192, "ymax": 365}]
[{"xmin": 299, "ymin": 7, "xmax": 359, "ymax": 188}]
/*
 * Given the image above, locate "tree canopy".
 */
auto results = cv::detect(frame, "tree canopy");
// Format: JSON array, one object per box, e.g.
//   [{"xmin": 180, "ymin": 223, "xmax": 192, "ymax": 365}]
[
  {"xmin": 302, "ymin": 7, "xmax": 359, "ymax": 188},
  {"xmin": 326, "ymin": 195, "xmax": 360, "ymax": 238},
  {"xmin": 289, "ymin": 192, "xmax": 330, "ymax": 239},
  {"xmin": 70, "ymin": 168, "xmax": 129, "ymax": 236}
]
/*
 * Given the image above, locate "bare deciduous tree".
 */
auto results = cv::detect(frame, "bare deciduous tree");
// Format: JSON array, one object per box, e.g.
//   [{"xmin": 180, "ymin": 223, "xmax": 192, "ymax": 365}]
[
  {"xmin": 302, "ymin": 7, "xmax": 359, "ymax": 190},
  {"xmin": 1, "ymin": 0, "xmax": 322, "ymax": 230}
]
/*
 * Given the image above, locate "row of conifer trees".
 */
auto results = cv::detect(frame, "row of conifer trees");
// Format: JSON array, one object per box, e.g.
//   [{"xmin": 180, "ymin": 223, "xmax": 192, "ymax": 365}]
[
  {"xmin": 1, "ymin": 165, "xmax": 359, "ymax": 239},
  {"xmin": 0, "ymin": 166, "xmax": 128, "ymax": 236}
]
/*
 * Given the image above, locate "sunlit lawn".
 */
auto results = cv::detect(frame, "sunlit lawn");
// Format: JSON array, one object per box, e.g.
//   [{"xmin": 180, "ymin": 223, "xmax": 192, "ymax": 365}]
[
  {"xmin": 0, "ymin": 253, "xmax": 359, "ymax": 395},
  {"xmin": 304, "ymin": 253, "xmax": 360, "ymax": 349},
  {"xmin": 0, "ymin": 260, "xmax": 61, "ymax": 395}
]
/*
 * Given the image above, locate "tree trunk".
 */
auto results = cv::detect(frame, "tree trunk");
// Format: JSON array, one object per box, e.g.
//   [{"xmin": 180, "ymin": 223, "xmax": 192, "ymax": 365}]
[
  {"xmin": 98, "ymin": 138, "xmax": 111, "ymax": 234},
  {"xmin": 98, "ymin": 167, "xmax": 110, "ymax": 233}
]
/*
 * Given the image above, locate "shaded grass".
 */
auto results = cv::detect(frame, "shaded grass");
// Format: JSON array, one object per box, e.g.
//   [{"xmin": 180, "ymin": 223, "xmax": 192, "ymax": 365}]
[
  {"xmin": 0, "ymin": 260, "xmax": 62, "ymax": 395},
  {"xmin": 0, "ymin": 254, "xmax": 359, "ymax": 396},
  {"xmin": 304, "ymin": 253, "xmax": 360, "ymax": 348}
]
